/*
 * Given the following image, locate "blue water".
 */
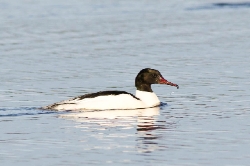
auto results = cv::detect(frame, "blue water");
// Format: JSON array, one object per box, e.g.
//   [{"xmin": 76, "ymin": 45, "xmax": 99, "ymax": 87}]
[{"xmin": 1, "ymin": 0, "xmax": 250, "ymax": 165}]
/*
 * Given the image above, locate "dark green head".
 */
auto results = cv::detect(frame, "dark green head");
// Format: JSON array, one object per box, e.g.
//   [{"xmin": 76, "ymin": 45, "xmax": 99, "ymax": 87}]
[{"xmin": 135, "ymin": 68, "xmax": 179, "ymax": 92}]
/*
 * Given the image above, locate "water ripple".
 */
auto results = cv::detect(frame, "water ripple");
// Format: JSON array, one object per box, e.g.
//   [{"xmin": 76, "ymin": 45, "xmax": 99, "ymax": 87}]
[
  {"xmin": 0, "ymin": 107, "xmax": 57, "ymax": 117},
  {"xmin": 188, "ymin": 2, "xmax": 250, "ymax": 10}
]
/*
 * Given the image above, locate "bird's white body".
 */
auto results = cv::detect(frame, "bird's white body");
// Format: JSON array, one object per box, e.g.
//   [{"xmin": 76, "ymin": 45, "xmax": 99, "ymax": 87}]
[{"xmin": 43, "ymin": 90, "xmax": 160, "ymax": 111}]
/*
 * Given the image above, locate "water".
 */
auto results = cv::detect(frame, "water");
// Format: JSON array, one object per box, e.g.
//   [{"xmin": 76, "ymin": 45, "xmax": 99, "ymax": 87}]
[{"xmin": 1, "ymin": 0, "xmax": 250, "ymax": 165}]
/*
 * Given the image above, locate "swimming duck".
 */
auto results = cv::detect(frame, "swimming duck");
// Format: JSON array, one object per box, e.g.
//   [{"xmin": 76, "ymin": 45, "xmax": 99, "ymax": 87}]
[{"xmin": 42, "ymin": 68, "xmax": 179, "ymax": 111}]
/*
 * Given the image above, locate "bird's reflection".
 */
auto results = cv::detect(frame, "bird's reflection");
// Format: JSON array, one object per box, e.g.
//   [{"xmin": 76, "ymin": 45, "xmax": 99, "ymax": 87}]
[
  {"xmin": 59, "ymin": 107, "xmax": 176, "ymax": 153},
  {"xmin": 59, "ymin": 107, "xmax": 160, "ymax": 127}
]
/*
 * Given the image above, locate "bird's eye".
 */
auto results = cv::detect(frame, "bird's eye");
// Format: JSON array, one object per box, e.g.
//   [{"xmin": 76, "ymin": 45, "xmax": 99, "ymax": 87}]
[{"xmin": 152, "ymin": 74, "xmax": 157, "ymax": 78}]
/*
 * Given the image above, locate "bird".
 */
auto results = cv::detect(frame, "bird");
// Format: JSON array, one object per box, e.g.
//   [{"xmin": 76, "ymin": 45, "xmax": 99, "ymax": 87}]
[{"xmin": 42, "ymin": 68, "xmax": 179, "ymax": 111}]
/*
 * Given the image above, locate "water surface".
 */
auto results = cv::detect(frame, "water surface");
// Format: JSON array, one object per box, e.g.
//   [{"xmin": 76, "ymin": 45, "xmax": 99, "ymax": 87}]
[{"xmin": 1, "ymin": 0, "xmax": 250, "ymax": 165}]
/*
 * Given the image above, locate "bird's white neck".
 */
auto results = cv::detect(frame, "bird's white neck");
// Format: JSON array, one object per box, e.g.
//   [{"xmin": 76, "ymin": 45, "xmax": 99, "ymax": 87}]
[{"xmin": 135, "ymin": 90, "xmax": 160, "ymax": 108}]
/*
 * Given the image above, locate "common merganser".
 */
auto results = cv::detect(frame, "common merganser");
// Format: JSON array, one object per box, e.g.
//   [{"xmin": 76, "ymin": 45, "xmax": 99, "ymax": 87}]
[{"xmin": 42, "ymin": 68, "xmax": 179, "ymax": 111}]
